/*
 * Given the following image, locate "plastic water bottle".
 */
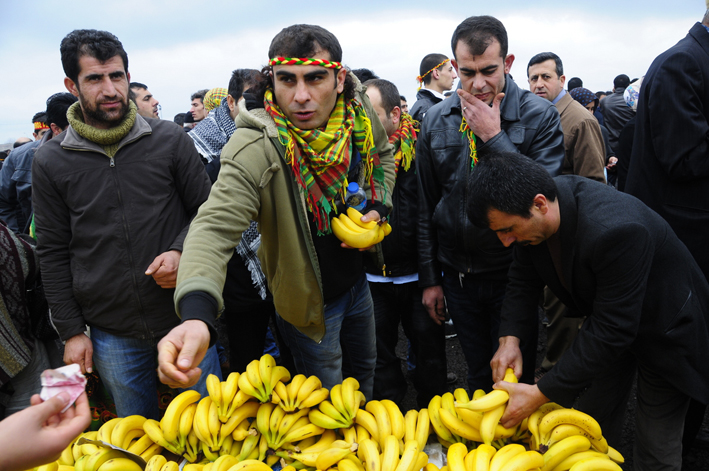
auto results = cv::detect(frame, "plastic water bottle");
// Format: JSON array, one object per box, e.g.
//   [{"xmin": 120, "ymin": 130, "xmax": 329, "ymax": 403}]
[{"xmin": 345, "ymin": 182, "xmax": 367, "ymax": 211}]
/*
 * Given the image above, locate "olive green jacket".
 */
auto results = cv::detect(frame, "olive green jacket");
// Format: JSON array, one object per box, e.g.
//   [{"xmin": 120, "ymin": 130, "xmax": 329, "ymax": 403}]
[{"xmin": 175, "ymin": 78, "xmax": 395, "ymax": 342}]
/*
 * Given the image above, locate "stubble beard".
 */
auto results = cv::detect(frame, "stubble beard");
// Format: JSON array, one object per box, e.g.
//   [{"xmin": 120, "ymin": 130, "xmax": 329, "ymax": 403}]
[{"xmin": 79, "ymin": 90, "xmax": 130, "ymax": 128}]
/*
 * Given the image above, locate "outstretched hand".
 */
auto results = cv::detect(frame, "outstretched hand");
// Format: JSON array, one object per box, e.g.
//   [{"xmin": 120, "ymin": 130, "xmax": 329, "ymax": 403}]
[{"xmin": 157, "ymin": 320, "xmax": 211, "ymax": 388}]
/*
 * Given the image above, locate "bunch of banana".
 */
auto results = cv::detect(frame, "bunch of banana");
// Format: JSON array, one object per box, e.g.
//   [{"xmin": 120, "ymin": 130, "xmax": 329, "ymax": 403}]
[
  {"xmin": 375, "ymin": 437, "xmax": 422, "ymax": 471},
  {"xmin": 215, "ymin": 401, "xmax": 260, "ymax": 447},
  {"xmin": 309, "ymin": 378, "xmax": 366, "ymax": 430},
  {"xmin": 143, "ymin": 418, "xmax": 182, "ymax": 456},
  {"xmin": 206, "ymin": 373, "xmax": 252, "ymax": 423},
  {"xmin": 273, "ymin": 374, "xmax": 330, "ymax": 412},
  {"xmin": 331, "ymin": 208, "xmax": 392, "ymax": 249},
  {"xmin": 428, "ymin": 394, "xmax": 467, "ymax": 447},
  {"xmin": 277, "ymin": 438, "xmax": 356, "ymax": 469},
  {"xmin": 402, "ymin": 408, "xmax": 431, "ymax": 451},
  {"xmin": 238, "ymin": 355, "xmax": 291, "ymax": 403},
  {"xmin": 273, "ymin": 410, "xmax": 324, "ymax": 449}
]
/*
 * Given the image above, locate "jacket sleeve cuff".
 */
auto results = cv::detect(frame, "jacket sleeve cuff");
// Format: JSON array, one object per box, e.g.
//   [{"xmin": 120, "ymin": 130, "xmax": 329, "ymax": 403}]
[
  {"xmin": 479, "ymin": 130, "xmax": 519, "ymax": 155},
  {"xmin": 178, "ymin": 291, "xmax": 218, "ymax": 348}
]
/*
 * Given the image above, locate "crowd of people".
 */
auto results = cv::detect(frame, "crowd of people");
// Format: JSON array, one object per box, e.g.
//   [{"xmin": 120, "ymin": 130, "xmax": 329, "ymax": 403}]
[{"xmin": 0, "ymin": 5, "xmax": 708, "ymax": 471}]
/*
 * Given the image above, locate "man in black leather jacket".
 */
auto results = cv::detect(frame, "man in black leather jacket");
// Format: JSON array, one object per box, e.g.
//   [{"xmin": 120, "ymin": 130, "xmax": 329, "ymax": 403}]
[{"xmin": 417, "ymin": 15, "xmax": 565, "ymax": 392}]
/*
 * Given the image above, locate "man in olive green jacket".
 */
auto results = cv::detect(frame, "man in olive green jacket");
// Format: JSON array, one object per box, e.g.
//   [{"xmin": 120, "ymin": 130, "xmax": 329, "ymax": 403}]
[{"xmin": 157, "ymin": 25, "xmax": 395, "ymax": 399}]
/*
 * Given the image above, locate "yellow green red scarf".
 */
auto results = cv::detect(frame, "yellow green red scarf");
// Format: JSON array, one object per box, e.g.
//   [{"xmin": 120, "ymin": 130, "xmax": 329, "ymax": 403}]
[
  {"xmin": 264, "ymin": 89, "xmax": 385, "ymax": 234},
  {"xmin": 460, "ymin": 116, "xmax": 478, "ymax": 169},
  {"xmin": 389, "ymin": 113, "xmax": 418, "ymax": 175}
]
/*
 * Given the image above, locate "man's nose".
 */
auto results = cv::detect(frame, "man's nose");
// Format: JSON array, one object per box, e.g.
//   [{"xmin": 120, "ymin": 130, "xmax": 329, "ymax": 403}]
[
  {"xmin": 294, "ymin": 81, "xmax": 310, "ymax": 103},
  {"xmin": 498, "ymin": 233, "xmax": 515, "ymax": 247}
]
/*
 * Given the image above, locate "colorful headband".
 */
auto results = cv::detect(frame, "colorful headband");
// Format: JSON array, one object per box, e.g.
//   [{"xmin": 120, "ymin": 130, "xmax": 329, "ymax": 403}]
[
  {"xmin": 416, "ymin": 59, "xmax": 451, "ymax": 85},
  {"xmin": 34, "ymin": 122, "xmax": 49, "ymax": 131},
  {"xmin": 269, "ymin": 57, "xmax": 343, "ymax": 69}
]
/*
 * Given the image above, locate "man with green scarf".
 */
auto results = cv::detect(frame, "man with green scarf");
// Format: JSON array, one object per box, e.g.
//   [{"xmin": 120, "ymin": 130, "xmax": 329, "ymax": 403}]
[
  {"xmin": 31, "ymin": 29, "xmax": 221, "ymax": 419},
  {"xmin": 158, "ymin": 25, "xmax": 396, "ymax": 400}
]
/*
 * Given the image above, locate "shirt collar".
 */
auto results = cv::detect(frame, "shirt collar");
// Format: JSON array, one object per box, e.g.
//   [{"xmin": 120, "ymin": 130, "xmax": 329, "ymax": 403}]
[
  {"xmin": 703, "ymin": 23, "xmax": 709, "ymax": 34},
  {"xmin": 425, "ymin": 88, "xmax": 447, "ymax": 100},
  {"xmin": 552, "ymin": 88, "xmax": 567, "ymax": 105}
]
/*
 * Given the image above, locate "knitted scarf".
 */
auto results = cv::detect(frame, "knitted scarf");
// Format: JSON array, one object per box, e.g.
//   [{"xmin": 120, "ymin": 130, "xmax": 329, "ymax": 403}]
[
  {"xmin": 264, "ymin": 89, "xmax": 385, "ymax": 234},
  {"xmin": 67, "ymin": 100, "xmax": 137, "ymax": 157},
  {"xmin": 389, "ymin": 113, "xmax": 418, "ymax": 175},
  {"xmin": 0, "ymin": 223, "xmax": 36, "ymax": 387},
  {"xmin": 190, "ymin": 99, "xmax": 237, "ymax": 163}
]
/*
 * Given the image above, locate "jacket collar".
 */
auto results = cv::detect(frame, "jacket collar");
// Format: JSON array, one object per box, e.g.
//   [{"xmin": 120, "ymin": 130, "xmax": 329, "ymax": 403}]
[
  {"xmin": 554, "ymin": 177, "xmax": 579, "ymax": 291},
  {"xmin": 438, "ymin": 74, "xmax": 522, "ymax": 123},
  {"xmin": 554, "ymin": 92, "xmax": 573, "ymax": 115},
  {"xmin": 690, "ymin": 22, "xmax": 709, "ymax": 57},
  {"xmin": 60, "ymin": 114, "xmax": 152, "ymax": 155}
]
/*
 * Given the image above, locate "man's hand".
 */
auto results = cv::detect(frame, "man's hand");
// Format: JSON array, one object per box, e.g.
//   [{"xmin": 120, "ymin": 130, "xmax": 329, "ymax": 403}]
[
  {"xmin": 493, "ymin": 381, "xmax": 549, "ymax": 428},
  {"xmin": 422, "ymin": 285, "xmax": 446, "ymax": 325},
  {"xmin": 63, "ymin": 333, "xmax": 93, "ymax": 374},
  {"xmin": 457, "ymin": 90, "xmax": 505, "ymax": 142},
  {"xmin": 339, "ymin": 209, "xmax": 382, "ymax": 251},
  {"xmin": 606, "ymin": 156, "xmax": 618, "ymax": 169},
  {"xmin": 146, "ymin": 250, "xmax": 182, "ymax": 288},
  {"xmin": 0, "ymin": 391, "xmax": 91, "ymax": 471},
  {"xmin": 157, "ymin": 320, "xmax": 211, "ymax": 389},
  {"xmin": 491, "ymin": 336, "xmax": 523, "ymax": 383}
]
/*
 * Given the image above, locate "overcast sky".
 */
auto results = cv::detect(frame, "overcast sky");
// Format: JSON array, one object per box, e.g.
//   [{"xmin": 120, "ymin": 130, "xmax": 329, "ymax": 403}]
[{"xmin": 0, "ymin": 0, "xmax": 704, "ymax": 143}]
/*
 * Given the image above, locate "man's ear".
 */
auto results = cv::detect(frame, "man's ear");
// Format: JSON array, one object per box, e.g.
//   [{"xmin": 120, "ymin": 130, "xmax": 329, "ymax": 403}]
[
  {"xmin": 335, "ymin": 68, "xmax": 347, "ymax": 94},
  {"xmin": 504, "ymin": 54, "xmax": 515, "ymax": 74},
  {"xmin": 64, "ymin": 77, "xmax": 79, "ymax": 97},
  {"xmin": 559, "ymin": 74, "xmax": 566, "ymax": 88},
  {"xmin": 391, "ymin": 106, "xmax": 401, "ymax": 128},
  {"xmin": 227, "ymin": 95, "xmax": 236, "ymax": 113},
  {"xmin": 533, "ymin": 194, "xmax": 549, "ymax": 214}
]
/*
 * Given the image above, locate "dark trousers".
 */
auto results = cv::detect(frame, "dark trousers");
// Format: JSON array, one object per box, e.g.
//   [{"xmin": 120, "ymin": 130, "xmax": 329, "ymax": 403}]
[
  {"xmin": 369, "ymin": 280, "xmax": 447, "ymax": 409},
  {"xmin": 442, "ymin": 271, "xmax": 537, "ymax": 391},
  {"xmin": 577, "ymin": 351, "xmax": 689, "ymax": 471}
]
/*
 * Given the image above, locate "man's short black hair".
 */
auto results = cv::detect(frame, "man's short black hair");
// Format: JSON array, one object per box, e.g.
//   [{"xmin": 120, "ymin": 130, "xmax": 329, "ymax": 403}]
[
  {"xmin": 254, "ymin": 24, "xmax": 355, "ymax": 103},
  {"xmin": 191, "ymin": 89, "xmax": 209, "ymax": 102},
  {"xmin": 32, "ymin": 112, "xmax": 47, "ymax": 125},
  {"xmin": 352, "ymin": 69, "xmax": 379, "ymax": 83},
  {"xmin": 419, "ymin": 53, "xmax": 449, "ymax": 85},
  {"xmin": 363, "ymin": 79, "xmax": 400, "ymax": 118},
  {"xmin": 130, "ymin": 82, "xmax": 147, "ymax": 91},
  {"xmin": 527, "ymin": 52, "xmax": 563, "ymax": 78},
  {"xmin": 466, "ymin": 152, "xmax": 557, "ymax": 228},
  {"xmin": 173, "ymin": 113, "xmax": 186, "ymax": 126},
  {"xmin": 60, "ymin": 29, "xmax": 128, "ymax": 84},
  {"xmin": 45, "ymin": 92, "xmax": 78, "ymax": 130},
  {"xmin": 228, "ymin": 69, "xmax": 260, "ymax": 101},
  {"xmin": 613, "ymin": 74, "xmax": 630, "ymax": 90},
  {"xmin": 400, "ymin": 95, "xmax": 407, "ymax": 102},
  {"xmin": 451, "ymin": 16, "xmax": 508, "ymax": 60},
  {"xmin": 567, "ymin": 77, "xmax": 583, "ymax": 90}
]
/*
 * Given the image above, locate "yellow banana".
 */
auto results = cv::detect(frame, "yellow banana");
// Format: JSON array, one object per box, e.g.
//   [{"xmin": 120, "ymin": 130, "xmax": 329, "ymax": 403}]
[
  {"xmin": 414, "ymin": 408, "xmax": 430, "ymax": 451},
  {"xmin": 499, "ymin": 451, "xmax": 544, "ymax": 471},
  {"xmin": 320, "ymin": 399, "xmax": 351, "ymax": 425},
  {"xmin": 208, "ymin": 398, "xmax": 222, "ymax": 448},
  {"xmin": 414, "ymin": 451, "xmax": 428, "ymax": 471},
  {"xmin": 143, "ymin": 419, "xmax": 173, "ymax": 450},
  {"xmin": 121, "ymin": 429, "xmax": 145, "ymax": 451},
  {"xmin": 160, "ymin": 462, "xmax": 180, "ymax": 471},
  {"xmin": 84, "ymin": 448, "xmax": 124, "ymax": 471},
  {"xmin": 126, "ymin": 433, "xmax": 154, "ymax": 455},
  {"xmin": 341, "ymin": 377, "xmax": 360, "ymax": 420},
  {"xmin": 256, "ymin": 402, "xmax": 277, "ymax": 438},
  {"xmin": 295, "ymin": 375, "xmax": 323, "ymax": 407},
  {"xmin": 221, "ymin": 372, "xmax": 240, "ymax": 418},
  {"xmin": 162, "ymin": 390, "xmax": 201, "ymax": 445},
  {"xmin": 330, "ymin": 384, "xmax": 348, "ymax": 418},
  {"xmin": 452, "ymin": 389, "xmax": 469, "ymax": 404},
  {"xmin": 275, "ymin": 382, "xmax": 292, "ymax": 411},
  {"xmin": 357, "ymin": 438, "xmax": 381, "ymax": 471},
  {"xmin": 566, "ymin": 458, "xmax": 622, "ymax": 471},
  {"xmin": 489, "ymin": 443, "xmax": 526, "ymax": 471},
  {"xmin": 404, "ymin": 410, "xmax": 418, "ymax": 444},
  {"xmin": 59, "ymin": 441, "xmax": 76, "ymax": 466},
  {"xmin": 213, "ymin": 455, "xmax": 239, "ymax": 471},
  {"xmin": 445, "ymin": 442, "xmax": 467, "ymax": 471},
  {"xmin": 145, "ymin": 455, "xmax": 168, "ymax": 471},
  {"xmin": 365, "ymin": 401, "xmax": 392, "ymax": 440},
  {"xmin": 74, "ymin": 454, "xmax": 89, "ymax": 471},
  {"xmin": 221, "ymin": 401, "xmax": 260, "ymax": 438},
  {"xmin": 455, "ymin": 390, "xmax": 509, "ymax": 413},
  {"xmin": 206, "ymin": 374, "xmax": 222, "ymax": 411},
  {"xmin": 545, "ymin": 424, "xmax": 598, "ymax": 449},
  {"xmin": 347, "ymin": 207, "xmax": 378, "ymax": 230},
  {"xmin": 286, "ymin": 375, "xmax": 307, "ymax": 409},
  {"xmin": 270, "ymin": 366, "xmax": 292, "ymax": 395},
  {"xmin": 356, "ymin": 424, "xmax": 372, "ymax": 443},
  {"xmin": 606, "ymin": 446, "xmax": 624, "ymax": 464},
  {"xmin": 339, "ymin": 457, "xmax": 364, "ymax": 471},
  {"xmin": 540, "ymin": 435, "xmax": 591, "ymax": 471},
  {"xmin": 527, "ymin": 403, "xmax": 564, "ymax": 450},
  {"xmin": 381, "ymin": 400, "xmax": 405, "ymax": 440},
  {"xmin": 178, "ymin": 403, "xmax": 197, "ymax": 448},
  {"xmin": 193, "ymin": 397, "xmax": 214, "ymax": 445},
  {"xmin": 315, "ymin": 444, "xmax": 356, "ymax": 470},
  {"xmin": 310, "ymin": 408, "xmax": 349, "ymax": 429},
  {"xmin": 97, "ymin": 417, "xmax": 121, "ymax": 444},
  {"xmin": 300, "ymin": 387, "xmax": 330, "ymax": 409},
  {"xmin": 355, "ymin": 409, "xmax": 380, "ymax": 443},
  {"xmin": 480, "ymin": 403, "xmax": 505, "ymax": 445},
  {"xmin": 538, "ymin": 409, "xmax": 603, "ymax": 444},
  {"xmin": 394, "ymin": 440, "xmax": 419, "ymax": 471},
  {"xmin": 464, "ymin": 449, "xmax": 477, "ymax": 471},
  {"xmin": 342, "ymin": 425, "xmax": 358, "ymax": 445},
  {"xmin": 427, "ymin": 396, "xmax": 456, "ymax": 444},
  {"xmin": 275, "ymin": 408, "xmax": 311, "ymax": 446},
  {"xmin": 440, "ymin": 393, "xmax": 457, "ymax": 417},
  {"xmin": 37, "ymin": 464, "xmax": 59, "ymax": 471},
  {"xmin": 110, "ymin": 415, "xmax": 146, "ymax": 449},
  {"xmin": 553, "ymin": 451, "xmax": 611, "ymax": 471},
  {"xmin": 282, "ymin": 423, "xmax": 325, "ymax": 444},
  {"xmin": 299, "ymin": 428, "xmax": 338, "ymax": 453},
  {"xmin": 259, "ymin": 354, "xmax": 276, "ymax": 396},
  {"xmin": 226, "ymin": 390, "xmax": 252, "ymax": 418},
  {"xmin": 139, "ymin": 442, "xmax": 163, "ymax": 462},
  {"xmin": 473, "ymin": 444, "xmax": 496, "ymax": 471},
  {"xmin": 337, "ymin": 214, "xmax": 370, "ymax": 233},
  {"xmin": 238, "ymin": 430, "xmax": 261, "ymax": 462},
  {"xmin": 332, "ymin": 217, "xmax": 380, "ymax": 249},
  {"xmin": 438, "ymin": 408, "xmax": 482, "ymax": 442},
  {"xmin": 380, "ymin": 435, "xmax": 400, "ymax": 471},
  {"xmin": 425, "ymin": 464, "xmax": 441, "ymax": 471},
  {"xmin": 268, "ymin": 405, "xmax": 288, "ymax": 443},
  {"xmin": 96, "ymin": 457, "xmax": 143, "ymax": 471},
  {"xmin": 229, "ymin": 460, "xmax": 277, "ymax": 471}
]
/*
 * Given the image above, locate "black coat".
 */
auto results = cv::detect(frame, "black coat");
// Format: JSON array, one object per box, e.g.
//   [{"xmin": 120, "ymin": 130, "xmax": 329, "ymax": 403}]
[
  {"xmin": 499, "ymin": 176, "xmax": 709, "ymax": 406},
  {"xmin": 625, "ymin": 22, "xmax": 709, "ymax": 278}
]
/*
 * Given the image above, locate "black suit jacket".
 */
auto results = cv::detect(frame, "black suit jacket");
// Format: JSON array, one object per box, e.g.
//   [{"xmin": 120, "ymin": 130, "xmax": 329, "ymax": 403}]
[
  {"xmin": 625, "ymin": 23, "xmax": 709, "ymax": 277},
  {"xmin": 499, "ymin": 176, "xmax": 709, "ymax": 406}
]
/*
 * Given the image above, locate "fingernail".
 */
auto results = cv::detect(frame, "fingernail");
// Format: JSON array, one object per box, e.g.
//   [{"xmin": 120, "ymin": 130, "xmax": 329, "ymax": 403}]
[
  {"xmin": 86, "ymin": 367, "xmax": 92, "ymax": 373},
  {"xmin": 179, "ymin": 358, "xmax": 191, "ymax": 368},
  {"xmin": 57, "ymin": 392, "xmax": 70, "ymax": 405}
]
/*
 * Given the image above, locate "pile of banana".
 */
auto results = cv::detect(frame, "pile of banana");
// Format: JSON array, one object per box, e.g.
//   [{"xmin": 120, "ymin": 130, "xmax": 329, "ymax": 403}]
[
  {"xmin": 30, "ymin": 356, "xmax": 625, "ymax": 471},
  {"xmin": 331, "ymin": 207, "xmax": 392, "ymax": 249}
]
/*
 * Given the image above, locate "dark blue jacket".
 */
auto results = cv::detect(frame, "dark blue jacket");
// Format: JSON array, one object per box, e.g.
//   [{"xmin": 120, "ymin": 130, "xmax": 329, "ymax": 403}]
[{"xmin": 0, "ymin": 138, "xmax": 42, "ymax": 233}]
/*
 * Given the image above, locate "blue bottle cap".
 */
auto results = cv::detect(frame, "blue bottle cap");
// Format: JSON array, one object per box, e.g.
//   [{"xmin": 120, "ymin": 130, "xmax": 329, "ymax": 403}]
[{"xmin": 347, "ymin": 182, "xmax": 359, "ymax": 192}]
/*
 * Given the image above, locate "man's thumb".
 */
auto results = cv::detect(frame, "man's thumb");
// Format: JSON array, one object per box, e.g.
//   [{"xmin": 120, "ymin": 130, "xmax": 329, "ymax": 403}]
[
  {"xmin": 177, "ymin": 341, "xmax": 197, "ymax": 371},
  {"xmin": 145, "ymin": 259, "xmax": 161, "ymax": 275},
  {"xmin": 493, "ymin": 93, "xmax": 505, "ymax": 109}
]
